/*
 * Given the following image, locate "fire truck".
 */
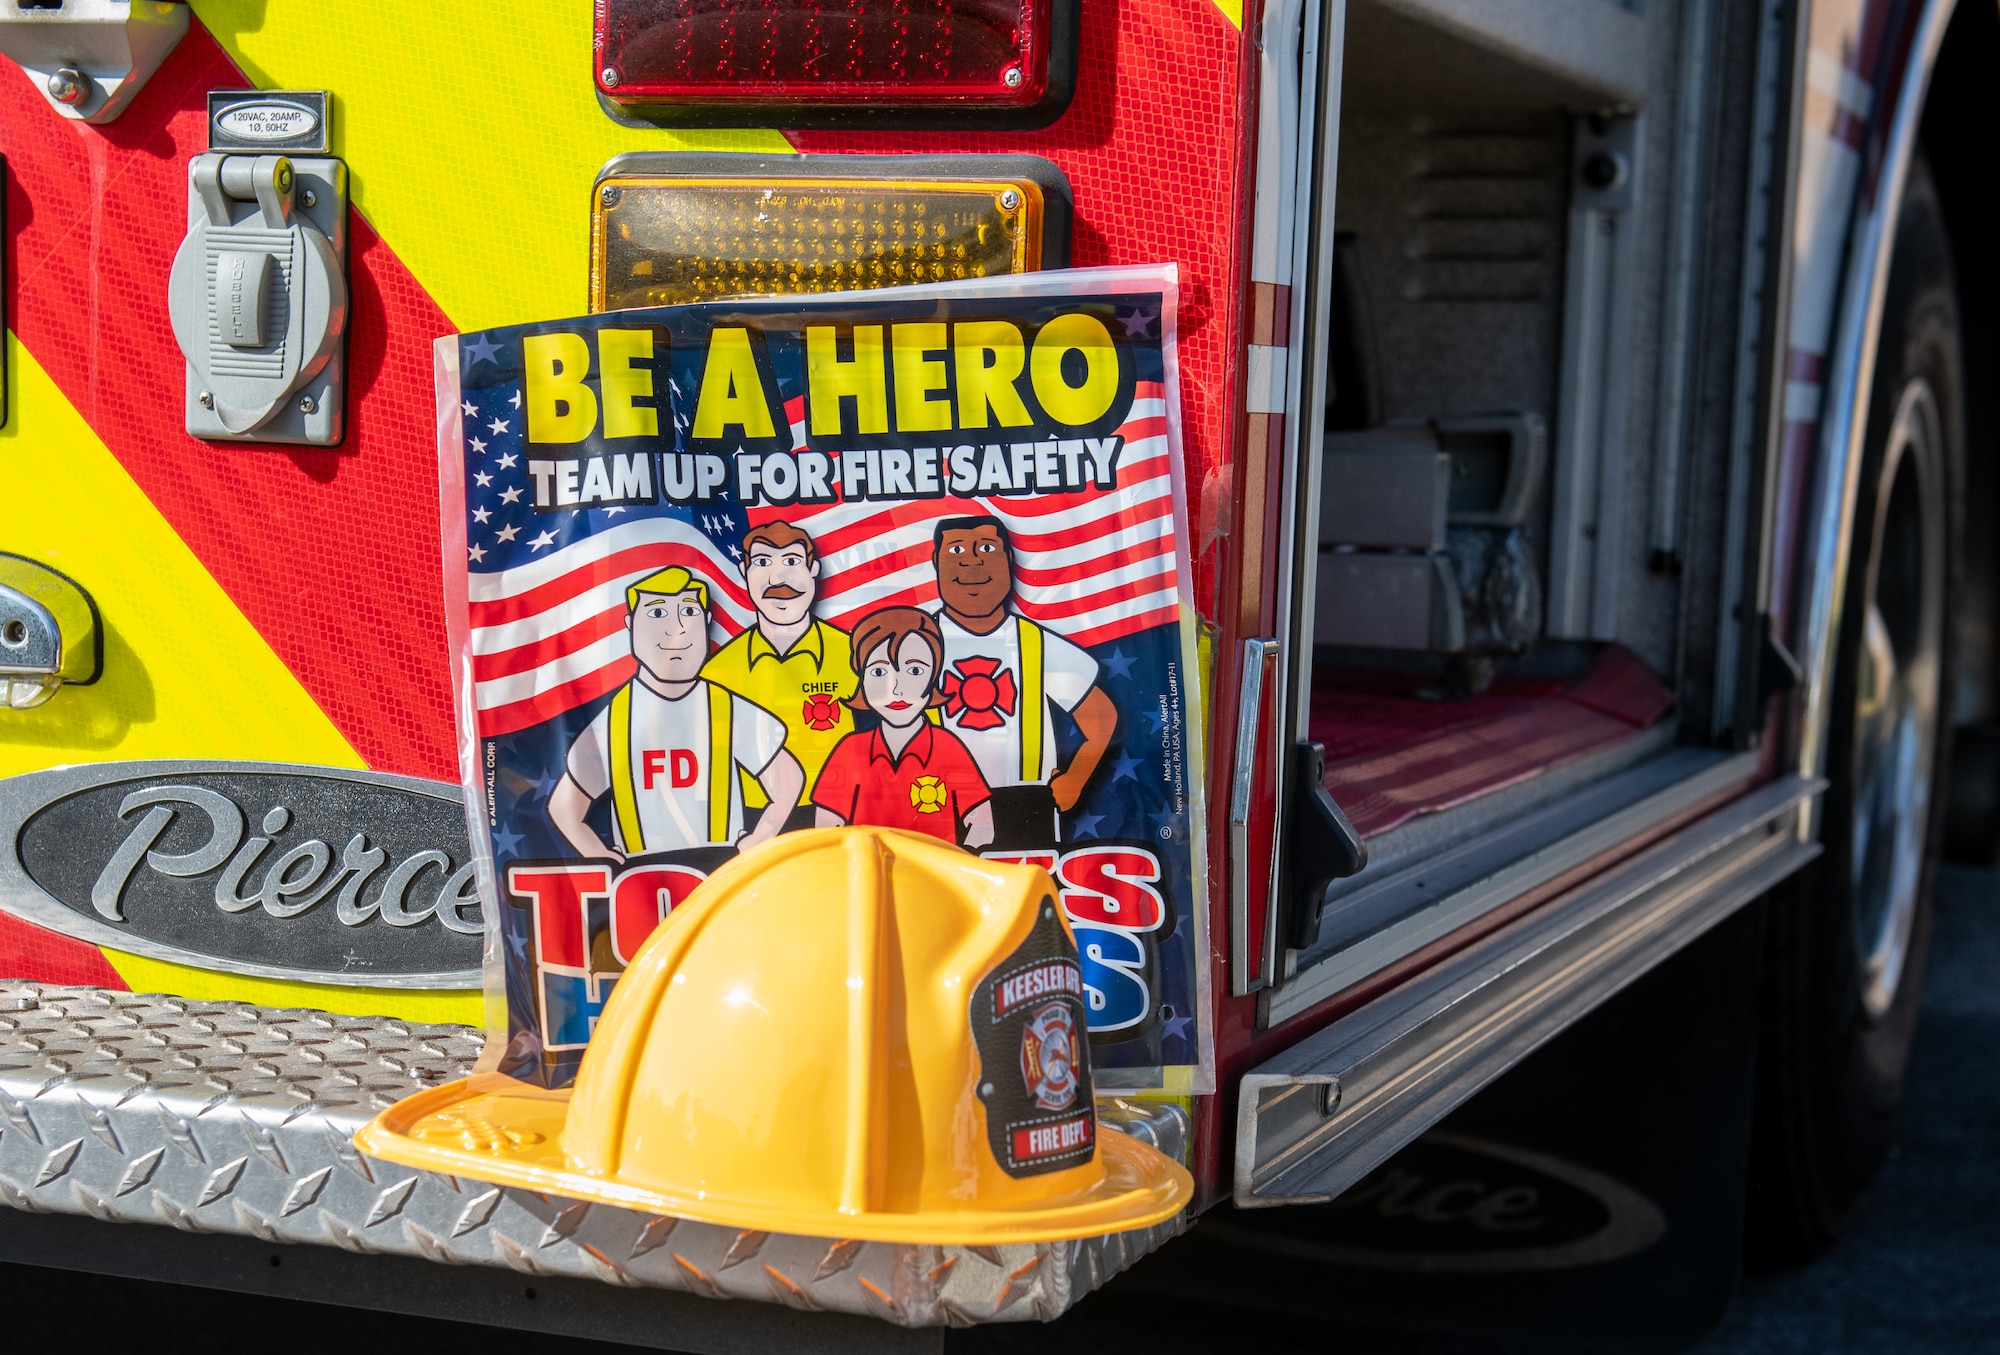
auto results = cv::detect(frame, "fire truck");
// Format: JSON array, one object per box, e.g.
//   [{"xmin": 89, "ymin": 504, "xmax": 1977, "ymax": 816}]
[{"xmin": 0, "ymin": 0, "xmax": 1990, "ymax": 1348}]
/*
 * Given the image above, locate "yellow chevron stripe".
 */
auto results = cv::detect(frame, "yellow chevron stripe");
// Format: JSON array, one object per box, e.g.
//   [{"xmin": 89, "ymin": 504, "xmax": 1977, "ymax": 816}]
[
  {"xmin": 103, "ymin": 948, "xmax": 485, "ymax": 1026},
  {"xmin": 191, "ymin": 0, "xmax": 793, "ymax": 333},
  {"xmin": 0, "ymin": 336, "xmax": 472, "ymax": 1020},
  {"xmin": 0, "ymin": 334, "xmax": 361, "ymax": 779}
]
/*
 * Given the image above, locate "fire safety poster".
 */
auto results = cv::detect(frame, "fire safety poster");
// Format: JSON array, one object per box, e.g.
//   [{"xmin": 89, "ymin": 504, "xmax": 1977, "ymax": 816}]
[{"xmin": 436, "ymin": 265, "xmax": 1211, "ymax": 1094}]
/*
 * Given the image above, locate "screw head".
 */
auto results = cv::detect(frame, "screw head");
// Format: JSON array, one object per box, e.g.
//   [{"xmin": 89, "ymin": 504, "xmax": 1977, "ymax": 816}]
[
  {"xmin": 301, "ymin": 188, "xmax": 317, "ymax": 208},
  {"xmin": 601, "ymin": 183, "xmax": 622, "ymax": 209},
  {"xmin": 601, "ymin": 66, "xmax": 622, "ymax": 89},
  {"xmin": 1581, "ymin": 151, "xmax": 1627, "ymax": 191},
  {"xmin": 198, "ymin": 390, "xmax": 215, "ymax": 410},
  {"xmin": 998, "ymin": 188, "xmax": 1022, "ymax": 212},
  {"xmin": 46, "ymin": 68, "xmax": 88, "ymax": 107},
  {"xmin": 1002, "ymin": 65, "xmax": 1024, "ymax": 89},
  {"xmin": 298, "ymin": 395, "xmax": 318, "ymax": 415}
]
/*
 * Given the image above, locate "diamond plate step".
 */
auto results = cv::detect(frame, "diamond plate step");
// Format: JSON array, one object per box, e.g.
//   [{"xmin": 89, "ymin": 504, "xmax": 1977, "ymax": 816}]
[{"xmin": 0, "ymin": 982, "xmax": 1185, "ymax": 1328}]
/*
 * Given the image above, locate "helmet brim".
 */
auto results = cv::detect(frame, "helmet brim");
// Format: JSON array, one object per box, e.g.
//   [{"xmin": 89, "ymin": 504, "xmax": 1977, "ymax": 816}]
[{"xmin": 357, "ymin": 1073, "xmax": 1194, "ymax": 1246}]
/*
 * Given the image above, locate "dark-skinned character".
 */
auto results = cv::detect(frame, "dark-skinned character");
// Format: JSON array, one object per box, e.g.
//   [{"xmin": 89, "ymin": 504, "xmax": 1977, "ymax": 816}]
[{"xmin": 928, "ymin": 516, "xmax": 1119, "ymax": 844}]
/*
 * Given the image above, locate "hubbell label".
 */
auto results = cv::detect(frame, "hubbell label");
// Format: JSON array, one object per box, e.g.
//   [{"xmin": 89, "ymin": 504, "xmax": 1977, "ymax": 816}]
[
  {"xmin": 0, "ymin": 761, "xmax": 482, "ymax": 987},
  {"xmin": 207, "ymin": 90, "xmax": 330, "ymax": 154},
  {"xmin": 972, "ymin": 898, "xmax": 1095, "ymax": 1177}
]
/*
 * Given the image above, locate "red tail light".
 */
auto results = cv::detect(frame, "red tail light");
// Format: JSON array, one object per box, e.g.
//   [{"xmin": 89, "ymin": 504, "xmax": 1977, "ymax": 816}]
[{"xmin": 593, "ymin": 0, "xmax": 1076, "ymax": 127}]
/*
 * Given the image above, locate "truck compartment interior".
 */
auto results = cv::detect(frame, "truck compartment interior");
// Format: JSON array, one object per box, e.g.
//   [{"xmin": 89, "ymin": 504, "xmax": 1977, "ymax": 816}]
[
  {"xmin": 1315, "ymin": 643, "xmax": 1676, "ymax": 838},
  {"xmin": 1308, "ymin": 0, "xmax": 1705, "ymax": 857}
]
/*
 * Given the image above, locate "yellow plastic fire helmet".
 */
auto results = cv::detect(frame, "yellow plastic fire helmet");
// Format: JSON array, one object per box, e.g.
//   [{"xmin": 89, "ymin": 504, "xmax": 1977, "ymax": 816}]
[{"xmin": 357, "ymin": 827, "xmax": 1193, "ymax": 1244}]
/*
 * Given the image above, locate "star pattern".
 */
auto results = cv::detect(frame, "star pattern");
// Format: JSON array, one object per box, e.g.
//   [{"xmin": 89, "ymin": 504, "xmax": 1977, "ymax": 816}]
[
  {"xmin": 455, "ymin": 357, "xmax": 583, "ymax": 567},
  {"xmin": 1109, "ymin": 752, "xmax": 1141, "ymax": 782},
  {"xmin": 1068, "ymin": 812, "xmax": 1103, "ymax": 840},
  {"xmin": 1102, "ymin": 647, "xmax": 1137, "ymax": 679}
]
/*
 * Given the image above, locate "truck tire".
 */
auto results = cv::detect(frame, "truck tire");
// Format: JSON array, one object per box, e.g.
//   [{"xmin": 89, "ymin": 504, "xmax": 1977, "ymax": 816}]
[{"xmin": 1746, "ymin": 154, "xmax": 1964, "ymax": 1264}]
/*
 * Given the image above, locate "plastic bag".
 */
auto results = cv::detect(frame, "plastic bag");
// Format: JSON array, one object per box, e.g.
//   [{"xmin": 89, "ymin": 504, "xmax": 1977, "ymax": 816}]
[{"xmin": 435, "ymin": 267, "xmax": 1213, "ymax": 1094}]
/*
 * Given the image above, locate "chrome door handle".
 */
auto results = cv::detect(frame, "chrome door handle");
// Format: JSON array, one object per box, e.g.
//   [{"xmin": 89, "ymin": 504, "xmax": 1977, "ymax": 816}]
[{"xmin": 0, "ymin": 554, "xmax": 101, "ymax": 709}]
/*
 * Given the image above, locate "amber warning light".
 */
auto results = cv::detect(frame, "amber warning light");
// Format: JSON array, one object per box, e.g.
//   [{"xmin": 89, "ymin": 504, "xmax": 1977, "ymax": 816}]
[
  {"xmin": 593, "ymin": 0, "xmax": 1076, "ymax": 124},
  {"xmin": 590, "ymin": 154, "xmax": 1072, "ymax": 313}
]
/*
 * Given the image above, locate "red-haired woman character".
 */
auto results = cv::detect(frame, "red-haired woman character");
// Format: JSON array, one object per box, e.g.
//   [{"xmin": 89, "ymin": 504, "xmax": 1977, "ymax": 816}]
[{"xmin": 811, "ymin": 606, "xmax": 994, "ymax": 848}]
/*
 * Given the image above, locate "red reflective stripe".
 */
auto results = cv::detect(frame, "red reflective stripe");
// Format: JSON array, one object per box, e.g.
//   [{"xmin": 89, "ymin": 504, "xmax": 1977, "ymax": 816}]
[
  {"xmin": 0, "ymin": 23, "xmax": 458, "ymax": 779},
  {"xmin": 0, "ymin": 911, "xmax": 128, "ymax": 990}
]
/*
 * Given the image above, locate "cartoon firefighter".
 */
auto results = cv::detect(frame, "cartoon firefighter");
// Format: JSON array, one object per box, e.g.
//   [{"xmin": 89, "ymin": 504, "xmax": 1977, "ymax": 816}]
[
  {"xmin": 928, "ymin": 516, "xmax": 1118, "ymax": 843},
  {"xmin": 812, "ymin": 606, "xmax": 994, "ymax": 848},
  {"xmin": 702, "ymin": 521, "xmax": 856, "ymax": 830},
  {"xmin": 549, "ymin": 566, "xmax": 804, "ymax": 860}
]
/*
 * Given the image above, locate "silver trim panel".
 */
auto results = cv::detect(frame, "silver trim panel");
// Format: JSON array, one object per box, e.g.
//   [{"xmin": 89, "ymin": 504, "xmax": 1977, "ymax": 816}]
[
  {"xmin": 1231, "ymin": 638, "xmax": 1278, "ymax": 996},
  {"xmin": 1269, "ymin": 0, "xmax": 1347, "ymax": 993},
  {"xmin": 1236, "ymin": 774, "xmax": 1821, "ymax": 1207},
  {"xmin": 1315, "ymin": 723, "xmax": 1676, "ymax": 920},
  {"xmin": 1710, "ymin": 0, "xmax": 1797, "ymax": 739},
  {"xmin": 1547, "ymin": 112, "xmax": 1645, "ymax": 640},
  {"xmin": 1271, "ymin": 749, "xmax": 1757, "ymax": 1024}
]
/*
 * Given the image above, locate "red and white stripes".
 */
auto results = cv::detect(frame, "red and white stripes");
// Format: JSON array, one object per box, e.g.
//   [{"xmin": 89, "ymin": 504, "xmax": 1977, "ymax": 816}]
[{"xmin": 469, "ymin": 382, "xmax": 1181, "ymax": 736}]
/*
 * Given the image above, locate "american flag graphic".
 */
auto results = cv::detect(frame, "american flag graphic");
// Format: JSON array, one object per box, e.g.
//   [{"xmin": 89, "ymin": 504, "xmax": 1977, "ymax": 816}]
[{"xmin": 459, "ymin": 374, "xmax": 1182, "ymax": 739}]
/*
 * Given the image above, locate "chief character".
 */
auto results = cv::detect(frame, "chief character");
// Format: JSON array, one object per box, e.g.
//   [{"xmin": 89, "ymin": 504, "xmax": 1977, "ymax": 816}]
[
  {"xmin": 812, "ymin": 607, "xmax": 994, "ymax": 848},
  {"xmin": 702, "ymin": 521, "xmax": 857, "ymax": 829},
  {"xmin": 550, "ymin": 565, "xmax": 803, "ymax": 860},
  {"xmin": 929, "ymin": 516, "xmax": 1118, "ymax": 845}
]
